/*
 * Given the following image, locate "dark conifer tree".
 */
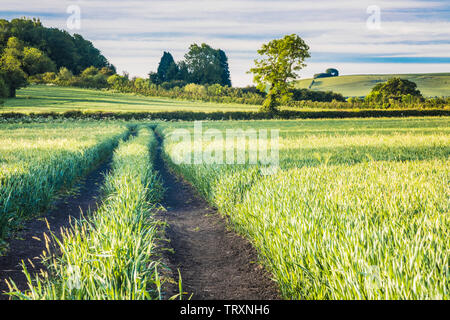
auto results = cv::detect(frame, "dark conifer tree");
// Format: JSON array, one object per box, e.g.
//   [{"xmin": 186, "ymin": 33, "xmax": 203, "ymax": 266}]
[{"xmin": 157, "ymin": 51, "xmax": 178, "ymax": 83}]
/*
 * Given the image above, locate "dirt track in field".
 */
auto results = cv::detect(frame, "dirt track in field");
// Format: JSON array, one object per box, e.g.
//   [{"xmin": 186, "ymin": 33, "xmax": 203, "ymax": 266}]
[
  {"xmin": 154, "ymin": 134, "xmax": 280, "ymax": 300},
  {"xmin": 0, "ymin": 159, "xmax": 112, "ymax": 300}
]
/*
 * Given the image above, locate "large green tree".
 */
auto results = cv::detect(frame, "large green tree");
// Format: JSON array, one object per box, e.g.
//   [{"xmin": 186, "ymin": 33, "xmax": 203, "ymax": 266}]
[
  {"xmin": 249, "ymin": 34, "xmax": 310, "ymax": 112},
  {"xmin": 366, "ymin": 77, "xmax": 423, "ymax": 105},
  {"xmin": 372, "ymin": 77, "xmax": 422, "ymax": 97},
  {"xmin": 183, "ymin": 43, "xmax": 231, "ymax": 86}
]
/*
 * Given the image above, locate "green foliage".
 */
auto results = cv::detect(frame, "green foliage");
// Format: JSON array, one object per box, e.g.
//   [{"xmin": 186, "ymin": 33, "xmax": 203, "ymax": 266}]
[
  {"xmin": 156, "ymin": 51, "xmax": 178, "ymax": 83},
  {"xmin": 184, "ymin": 83, "xmax": 207, "ymax": 96},
  {"xmin": 249, "ymin": 34, "xmax": 311, "ymax": 112},
  {"xmin": 325, "ymin": 68, "xmax": 339, "ymax": 77},
  {"xmin": 291, "ymin": 88, "xmax": 345, "ymax": 102},
  {"xmin": 0, "ymin": 37, "xmax": 28, "ymax": 97},
  {"xmin": 42, "ymin": 72, "xmax": 57, "ymax": 83},
  {"xmin": 107, "ymin": 74, "xmax": 129, "ymax": 90},
  {"xmin": 148, "ymin": 45, "xmax": 232, "ymax": 87},
  {"xmin": 148, "ymin": 72, "xmax": 160, "ymax": 85},
  {"xmin": 57, "ymin": 67, "xmax": 73, "ymax": 82},
  {"xmin": 99, "ymin": 67, "xmax": 115, "ymax": 76},
  {"xmin": 0, "ymin": 18, "xmax": 114, "ymax": 74},
  {"xmin": 183, "ymin": 43, "xmax": 232, "ymax": 86},
  {"xmin": 366, "ymin": 78, "xmax": 424, "ymax": 107},
  {"xmin": 31, "ymin": 66, "xmax": 110, "ymax": 89},
  {"xmin": 1, "ymin": 109, "xmax": 449, "ymax": 123},
  {"xmin": 81, "ymin": 66, "xmax": 99, "ymax": 77},
  {"xmin": 370, "ymin": 77, "xmax": 422, "ymax": 98},
  {"xmin": 133, "ymin": 77, "xmax": 149, "ymax": 90},
  {"xmin": 0, "ymin": 35, "xmax": 55, "ymax": 96},
  {"xmin": 22, "ymin": 46, "xmax": 56, "ymax": 76},
  {"xmin": 217, "ymin": 49, "xmax": 232, "ymax": 87}
]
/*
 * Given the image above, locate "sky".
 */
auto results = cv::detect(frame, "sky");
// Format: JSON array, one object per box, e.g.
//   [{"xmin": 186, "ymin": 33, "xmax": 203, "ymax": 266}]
[{"xmin": 1, "ymin": 0, "xmax": 449, "ymax": 87}]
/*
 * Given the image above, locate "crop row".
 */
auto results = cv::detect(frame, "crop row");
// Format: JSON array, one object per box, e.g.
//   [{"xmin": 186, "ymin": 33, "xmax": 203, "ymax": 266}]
[
  {"xmin": 7, "ymin": 127, "xmax": 165, "ymax": 299},
  {"xmin": 0, "ymin": 123, "xmax": 129, "ymax": 244}
]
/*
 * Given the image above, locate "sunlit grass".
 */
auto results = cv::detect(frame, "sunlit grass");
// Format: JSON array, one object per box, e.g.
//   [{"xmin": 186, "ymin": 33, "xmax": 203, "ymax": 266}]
[
  {"xmin": 1, "ymin": 85, "xmax": 258, "ymax": 113},
  {"xmin": 0, "ymin": 122, "xmax": 128, "ymax": 242},
  {"xmin": 159, "ymin": 117, "xmax": 450, "ymax": 299},
  {"xmin": 7, "ymin": 127, "xmax": 166, "ymax": 300}
]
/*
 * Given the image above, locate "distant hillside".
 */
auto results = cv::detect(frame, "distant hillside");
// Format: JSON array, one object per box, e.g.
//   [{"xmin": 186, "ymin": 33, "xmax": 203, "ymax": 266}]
[{"xmin": 295, "ymin": 73, "xmax": 450, "ymax": 97}]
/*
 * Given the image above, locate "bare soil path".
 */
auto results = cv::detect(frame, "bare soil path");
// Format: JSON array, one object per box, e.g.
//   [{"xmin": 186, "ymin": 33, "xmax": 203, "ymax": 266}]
[
  {"xmin": 0, "ymin": 158, "xmax": 112, "ymax": 299},
  {"xmin": 154, "ymin": 134, "xmax": 280, "ymax": 300}
]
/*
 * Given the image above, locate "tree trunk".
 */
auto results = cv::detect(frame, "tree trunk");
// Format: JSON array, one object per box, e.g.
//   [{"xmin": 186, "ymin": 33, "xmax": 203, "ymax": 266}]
[
  {"xmin": 9, "ymin": 87, "xmax": 16, "ymax": 98},
  {"xmin": 260, "ymin": 84, "xmax": 279, "ymax": 113}
]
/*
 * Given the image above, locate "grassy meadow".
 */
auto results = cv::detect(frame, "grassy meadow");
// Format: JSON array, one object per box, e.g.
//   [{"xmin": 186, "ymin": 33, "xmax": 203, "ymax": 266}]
[
  {"xmin": 296, "ymin": 73, "xmax": 450, "ymax": 97},
  {"xmin": 159, "ymin": 117, "xmax": 450, "ymax": 299},
  {"xmin": 0, "ymin": 85, "xmax": 258, "ymax": 113}
]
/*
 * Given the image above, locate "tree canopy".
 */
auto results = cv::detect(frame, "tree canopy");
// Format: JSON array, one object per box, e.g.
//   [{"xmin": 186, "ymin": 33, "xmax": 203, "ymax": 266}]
[
  {"xmin": 249, "ymin": 34, "xmax": 310, "ymax": 112},
  {"xmin": 156, "ymin": 51, "xmax": 178, "ymax": 83},
  {"xmin": 149, "ymin": 44, "xmax": 232, "ymax": 87},
  {"xmin": 371, "ymin": 78, "xmax": 422, "ymax": 97},
  {"xmin": 0, "ymin": 17, "xmax": 115, "ymax": 98},
  {"xmin": 184, "ymin": 43, "xmax": 232, "ymax": 86},
  {"xmin": 0, "ymin": 18, "xmax": 114, "ymax": 74},
  {"xmin": 365, "ymin": 78, "xmax": 423, "ymax": 106},
  {"xmin": 0, "ymin": 36, "xmax": 55, "ymax": 97}
]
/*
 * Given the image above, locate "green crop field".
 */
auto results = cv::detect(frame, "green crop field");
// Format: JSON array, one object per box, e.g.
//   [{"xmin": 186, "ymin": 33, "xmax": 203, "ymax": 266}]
[
  {"xmin": 0, "ymin": 122, "xmax": 128, "ymax": 244},
  {"xmin": 159, "ymin": 117, "xmax": 450, "ymax": 299},
  {"xmin": 295, "ymin": 73, "xmax": 450, "ymax": 97},
  {"xmin": 0, "ymin": 85, "xmax": 258, "ymax": 114},
  {"xmin": 1, "ymin": 116, "xmax": 449, "ymax": 300},
  {"xmin": 7, "ymin": 127, "xmax": 165, "ymax": 300}
]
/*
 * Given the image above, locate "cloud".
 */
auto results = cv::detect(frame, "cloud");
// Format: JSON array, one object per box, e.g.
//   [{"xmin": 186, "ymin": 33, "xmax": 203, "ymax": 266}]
[{"xmin": 1, "ymin": 0, "xmax": 449, "ymax": 86}]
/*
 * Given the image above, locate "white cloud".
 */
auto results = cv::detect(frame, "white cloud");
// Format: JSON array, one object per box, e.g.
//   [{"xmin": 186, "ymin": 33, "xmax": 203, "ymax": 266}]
[{"xmin": 2, "ymin": 0, "xmax": 449, "ymax": 86}]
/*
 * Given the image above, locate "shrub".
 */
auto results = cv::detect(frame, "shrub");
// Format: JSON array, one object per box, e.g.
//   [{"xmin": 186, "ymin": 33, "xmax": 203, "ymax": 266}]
[
  {"xmin": 57, "ymin": 67, "xmax": 73, "ymax": 82},
  {"xmin": 184, "ymin": 83, "xmax": 207, "ymax": 96},
  {"xmin": 42, "ymin": 72, "xmax": 57, "ymax": 83}
]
